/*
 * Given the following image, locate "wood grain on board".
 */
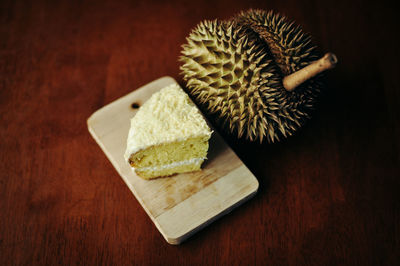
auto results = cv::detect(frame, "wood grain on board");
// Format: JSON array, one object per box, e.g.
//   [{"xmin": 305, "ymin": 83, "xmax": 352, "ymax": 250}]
[{"xmin": 87, "ymin": 76, "xmax": 258, "ymax": 244}]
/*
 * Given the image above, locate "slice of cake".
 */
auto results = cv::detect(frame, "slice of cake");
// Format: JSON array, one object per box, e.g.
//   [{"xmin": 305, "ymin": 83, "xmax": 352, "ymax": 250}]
[{"xmin": 124, "ymin": 83, "xmax": 213, "ymax": 179}]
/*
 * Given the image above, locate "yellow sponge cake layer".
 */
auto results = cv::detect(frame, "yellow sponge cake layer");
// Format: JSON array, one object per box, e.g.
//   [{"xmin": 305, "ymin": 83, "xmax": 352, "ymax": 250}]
[
  {"xmin": 124, "ymin": 83, "xmax": 212, "ymax": 179},
  {"xmin": 128, "ymin": 136, "xmax": 209, "ymax": 168}
]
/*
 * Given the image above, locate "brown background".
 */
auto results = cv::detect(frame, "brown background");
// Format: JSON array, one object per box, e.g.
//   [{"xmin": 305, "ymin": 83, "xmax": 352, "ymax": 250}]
[{"xmin": 1, "ymin": 0, "xmax": 399, "ymax": 265}]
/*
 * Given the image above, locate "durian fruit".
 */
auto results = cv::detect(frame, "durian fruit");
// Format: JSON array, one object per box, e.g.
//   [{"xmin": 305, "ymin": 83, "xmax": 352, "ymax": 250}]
[{"xmin": 180, "ymin": 10, "xmax": 336, "ymax": 143}]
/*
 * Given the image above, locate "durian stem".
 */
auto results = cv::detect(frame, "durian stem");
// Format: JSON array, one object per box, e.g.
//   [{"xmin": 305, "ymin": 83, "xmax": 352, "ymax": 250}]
[{"xmin": 283, "ymin": 53, "xmax": 338, "ymax": 91}]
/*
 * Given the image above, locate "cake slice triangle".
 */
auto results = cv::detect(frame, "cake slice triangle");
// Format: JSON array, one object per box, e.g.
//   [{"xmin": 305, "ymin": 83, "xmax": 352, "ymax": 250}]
[{"xmin": 124, "ymin": 83, "xmax": 213, "ymax": 179}]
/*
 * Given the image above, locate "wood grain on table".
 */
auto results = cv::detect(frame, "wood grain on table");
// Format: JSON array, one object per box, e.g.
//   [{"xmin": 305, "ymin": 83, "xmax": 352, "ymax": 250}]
[{"xmin": 1, "ymin": 0, "xmax": 399, "ymax": 265}]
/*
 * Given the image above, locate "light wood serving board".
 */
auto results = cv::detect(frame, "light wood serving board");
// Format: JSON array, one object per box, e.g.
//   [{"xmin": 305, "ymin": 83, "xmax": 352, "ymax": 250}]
[{"xmin": 87, "ymin": 76, "xmax": 259, "ymax": 244}]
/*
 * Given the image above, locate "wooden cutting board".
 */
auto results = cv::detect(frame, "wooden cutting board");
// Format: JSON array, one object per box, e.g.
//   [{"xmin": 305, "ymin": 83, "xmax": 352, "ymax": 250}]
[{"xmin": 87, "ymin": 76, "xmax": 259, "ymax": 244}]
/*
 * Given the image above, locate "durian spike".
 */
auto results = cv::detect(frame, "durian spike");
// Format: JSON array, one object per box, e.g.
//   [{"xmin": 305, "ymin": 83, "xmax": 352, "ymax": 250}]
[{"xmin": 283, "ymin": 52, "xmax": 338, "ymax": 91}]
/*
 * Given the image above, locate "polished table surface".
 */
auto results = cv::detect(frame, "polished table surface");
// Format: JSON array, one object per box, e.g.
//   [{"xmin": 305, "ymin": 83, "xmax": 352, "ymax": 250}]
[{"xmin": 1, "ymin": 0, "xmax": 399, "ymax": 265}]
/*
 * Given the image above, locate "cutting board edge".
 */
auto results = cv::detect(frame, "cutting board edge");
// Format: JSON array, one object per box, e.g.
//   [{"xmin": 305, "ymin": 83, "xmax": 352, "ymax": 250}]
[
  {"xmin": 159, "ymin": 181, "xmax": 259, "ymax": 245},
  {"xmin": 153, "ymin": 165, "xmax": 259, "ymax": 245}
]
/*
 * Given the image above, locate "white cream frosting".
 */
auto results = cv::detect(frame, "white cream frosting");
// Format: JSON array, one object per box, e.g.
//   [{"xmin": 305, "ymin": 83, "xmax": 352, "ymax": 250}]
[
  {"xmin": 124, "ymin": 83, "xmax": 212, "ymax": 162},
  {"xmin": 134, "ymin": 157, "xmax": 205, "ymax": 172}
]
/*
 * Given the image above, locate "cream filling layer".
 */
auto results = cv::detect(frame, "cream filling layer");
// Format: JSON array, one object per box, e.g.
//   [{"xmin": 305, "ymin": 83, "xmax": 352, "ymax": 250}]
[{"xmin": 134, "ymin": 157, "xmax": 205, "ymax": 172}]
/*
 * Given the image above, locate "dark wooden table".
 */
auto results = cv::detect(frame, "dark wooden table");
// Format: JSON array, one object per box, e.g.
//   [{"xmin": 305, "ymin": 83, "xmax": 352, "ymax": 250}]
[{"xmin": 1, "ymin": 0, "xmax": 399, "ymax": 265}]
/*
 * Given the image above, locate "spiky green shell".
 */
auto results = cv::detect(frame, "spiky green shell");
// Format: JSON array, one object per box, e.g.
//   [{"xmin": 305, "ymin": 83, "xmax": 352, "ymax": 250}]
[
  {"xmin": 181, "ymin": 20, "xmax": 283, "ymax": 142},
  {"xmin": 234, "ymin": 9, "xmax": 320, "ymax": 75},
  {"xmin": 233, "ymin": 10, "xmax": 323, "ymax": 139},
  {"xmin": 180, "ymin": 12, "xmax": 323, "ymax": 143}
]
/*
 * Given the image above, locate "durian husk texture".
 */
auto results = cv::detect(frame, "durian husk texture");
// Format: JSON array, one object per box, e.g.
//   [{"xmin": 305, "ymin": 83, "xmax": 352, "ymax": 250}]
[{"xmin": 180, "ymin": 10, "xmax": 323, "ymax": 143}]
